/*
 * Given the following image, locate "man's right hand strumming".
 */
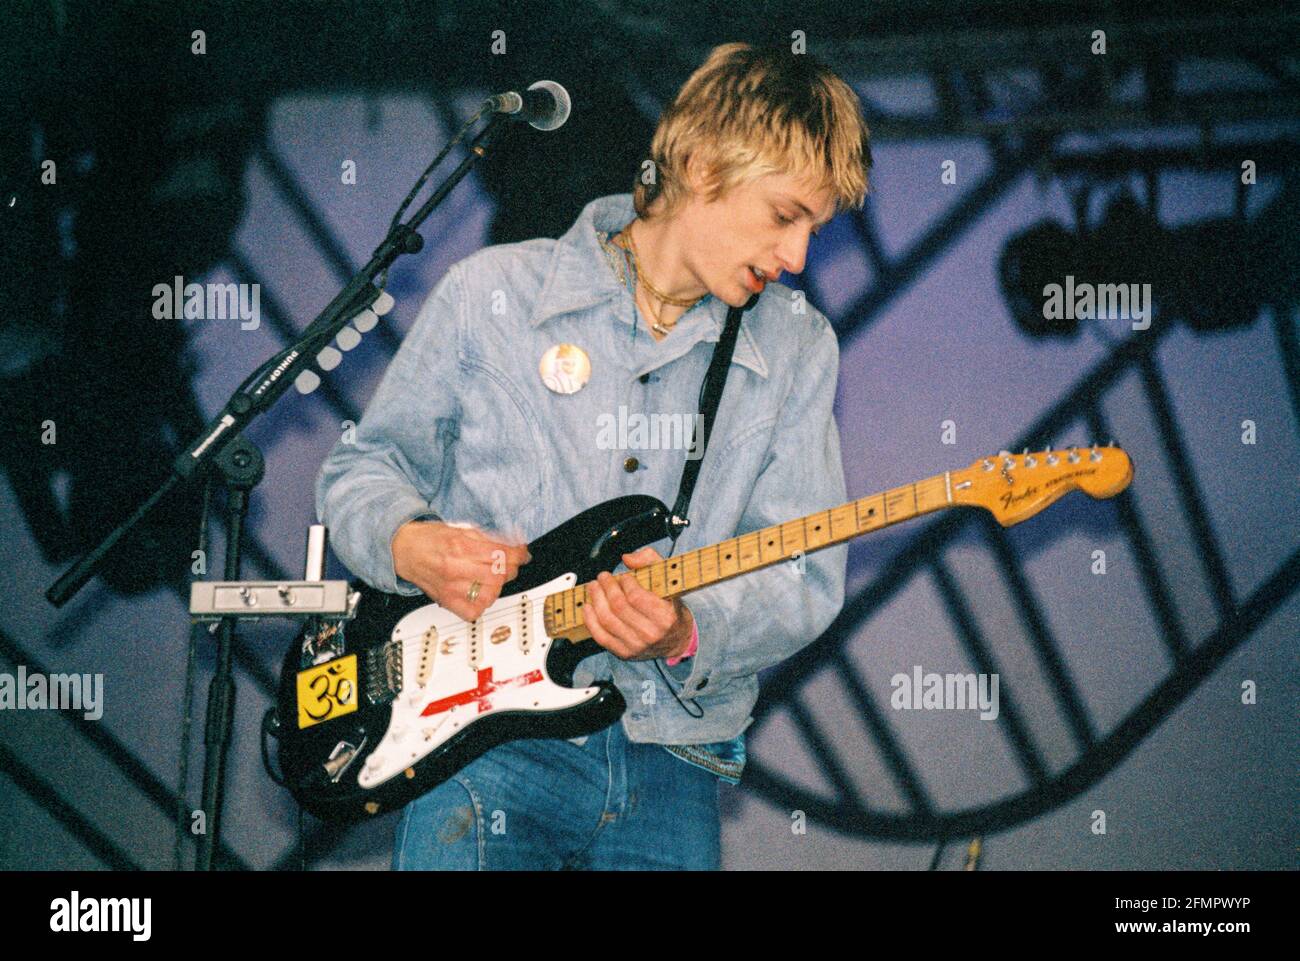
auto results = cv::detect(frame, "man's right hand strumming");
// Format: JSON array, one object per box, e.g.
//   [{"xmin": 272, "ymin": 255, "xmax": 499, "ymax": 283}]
[{"xmin": 391, "ymin": 520, "xmax": 531, "ymax": 622}]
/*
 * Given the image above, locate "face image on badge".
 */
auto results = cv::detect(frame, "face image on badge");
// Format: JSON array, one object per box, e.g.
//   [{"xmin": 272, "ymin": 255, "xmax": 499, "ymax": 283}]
[{"xmin": 539, "ymin": 343, "xmax": 592, "ymax": 395}]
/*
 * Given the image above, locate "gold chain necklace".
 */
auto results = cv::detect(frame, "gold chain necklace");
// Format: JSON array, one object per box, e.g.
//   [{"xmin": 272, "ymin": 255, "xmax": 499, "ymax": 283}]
[{"xmin": 618, "ymin": 221, "xmax": 704, "ymax": 337}]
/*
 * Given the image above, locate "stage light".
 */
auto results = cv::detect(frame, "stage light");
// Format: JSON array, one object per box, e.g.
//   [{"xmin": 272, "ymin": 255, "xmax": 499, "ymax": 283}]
[
  {"xmin": 1165, "ymin": 217, "xmax": 1262, "ymax": 332},
  {"xmin": 998, "ymin": 220, "xmax": 1081, "ymax": 337},
  {"xmin": 1249, "ymin": 179, "xmax": 1298, "ymax": 311},
  {"xmin": 1091, "ymin": 192, "xmax": 1167, "ymax": 290}
]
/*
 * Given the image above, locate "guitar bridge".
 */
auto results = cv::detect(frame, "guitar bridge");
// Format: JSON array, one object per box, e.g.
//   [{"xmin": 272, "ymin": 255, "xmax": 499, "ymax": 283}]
[{"xmin": 364, "ymin": 639, "xmax": 403, "ymax": 705}]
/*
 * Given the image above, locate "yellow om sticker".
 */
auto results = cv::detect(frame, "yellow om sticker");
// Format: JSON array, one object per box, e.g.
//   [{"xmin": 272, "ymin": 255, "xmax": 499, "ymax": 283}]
[{"xmin": 296, "ymin": 655, "xmax": 358, "ymax": 729}]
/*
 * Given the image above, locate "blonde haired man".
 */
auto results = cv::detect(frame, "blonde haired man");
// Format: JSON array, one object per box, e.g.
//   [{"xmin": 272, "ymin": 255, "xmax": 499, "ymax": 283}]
[{"xmin": 318, "ymin": 42, "xmax": 872, "ymax": 870}]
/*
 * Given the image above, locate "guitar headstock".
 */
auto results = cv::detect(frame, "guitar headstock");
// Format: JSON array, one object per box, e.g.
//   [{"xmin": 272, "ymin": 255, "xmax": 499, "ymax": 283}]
[{"xmin": 949, "ymin": 443, "xmax": 1134, "ymax": 527}]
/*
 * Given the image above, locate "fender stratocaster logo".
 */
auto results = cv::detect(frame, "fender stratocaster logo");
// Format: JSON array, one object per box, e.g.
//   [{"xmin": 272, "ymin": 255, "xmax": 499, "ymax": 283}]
[
  {"xmin": 999, "ymin": 485, "xmax": 1039, "ymax": 511},
  {"xmin": 999, "ymin": 467, "xmax": 1099, "ymax": 512}
]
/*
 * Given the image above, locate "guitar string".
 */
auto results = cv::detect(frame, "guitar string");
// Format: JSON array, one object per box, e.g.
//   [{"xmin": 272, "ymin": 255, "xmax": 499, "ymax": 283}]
[
  {"xmin": 403, "ymin": 458, "xmax": 1088, "ymax": 646},
  {"xmin": 399, "ymin": 481, "xmax": 933, "ymax": 642},
  {"xmin": 390, "ymin": 475, "xmax": 953, "ymax": 671},
  {"xmin": 384, "ymin": 462, "xmax": 1103, "ymax": 685}
]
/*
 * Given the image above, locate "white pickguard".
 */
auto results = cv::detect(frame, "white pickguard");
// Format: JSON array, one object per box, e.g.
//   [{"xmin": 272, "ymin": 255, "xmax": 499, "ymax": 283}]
[{"xmin": 357, "ymin": 572, "xmax": 598, "ymax": 789}]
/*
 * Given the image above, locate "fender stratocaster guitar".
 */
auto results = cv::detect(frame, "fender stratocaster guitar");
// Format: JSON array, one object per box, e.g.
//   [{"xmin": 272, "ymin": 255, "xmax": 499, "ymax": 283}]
[{"xmin": 274, "ymin": 444, "xmax": 1133, "ymax": 822}]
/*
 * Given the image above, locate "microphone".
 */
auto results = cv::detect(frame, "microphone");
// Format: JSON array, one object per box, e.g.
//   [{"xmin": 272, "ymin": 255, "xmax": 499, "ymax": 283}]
[{"xmin": 483, "ymin": 80, "xmax": 571, "ymax": 131}]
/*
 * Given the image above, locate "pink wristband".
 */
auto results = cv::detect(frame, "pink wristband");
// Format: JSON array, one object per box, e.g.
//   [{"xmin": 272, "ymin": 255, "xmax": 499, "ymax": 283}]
[{"xmin": 666, "ymin": 616, "xmax": 699, "ymax": 666}]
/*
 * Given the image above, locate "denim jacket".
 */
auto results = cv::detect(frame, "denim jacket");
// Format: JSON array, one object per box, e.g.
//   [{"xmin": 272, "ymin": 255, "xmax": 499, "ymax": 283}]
[{"xmin": 316, "ymin": 194, "xmax": 848, "ymax": 783}]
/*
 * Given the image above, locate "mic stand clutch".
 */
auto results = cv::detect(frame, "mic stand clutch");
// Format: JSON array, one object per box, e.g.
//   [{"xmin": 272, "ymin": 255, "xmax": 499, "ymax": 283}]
[{"xmin": 44, "ymin": 112, "xmax": 517, "ymax": 870}]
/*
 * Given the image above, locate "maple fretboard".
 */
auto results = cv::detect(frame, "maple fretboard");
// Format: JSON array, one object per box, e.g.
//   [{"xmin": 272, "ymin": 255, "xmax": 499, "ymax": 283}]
[{"xmin": 542, "ymin": 472, "xmax": 957, "ymax": 640}]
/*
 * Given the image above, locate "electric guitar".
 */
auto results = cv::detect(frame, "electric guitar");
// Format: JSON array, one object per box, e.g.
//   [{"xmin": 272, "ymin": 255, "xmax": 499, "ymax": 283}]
[{"xmin": 274, "ymin": 444, "xmax": 1134, "ymax": 822}]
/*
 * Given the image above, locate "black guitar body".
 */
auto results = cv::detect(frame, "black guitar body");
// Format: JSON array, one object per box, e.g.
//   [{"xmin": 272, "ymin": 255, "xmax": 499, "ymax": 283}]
[{"xmin": 273, "ymin": 494, "xmax": 674, "ymax": 823}]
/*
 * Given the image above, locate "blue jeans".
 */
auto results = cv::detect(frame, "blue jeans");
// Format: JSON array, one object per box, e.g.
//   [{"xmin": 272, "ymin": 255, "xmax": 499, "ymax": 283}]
[{"xmin": 392, "ymin": 721, "xmax": 721, "ymax": 870}]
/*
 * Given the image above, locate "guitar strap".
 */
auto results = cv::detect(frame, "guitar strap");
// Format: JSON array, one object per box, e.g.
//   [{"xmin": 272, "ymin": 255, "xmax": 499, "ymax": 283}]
[{"xmin": 665, "ymin": 295, "xmax": 757, "ymax": 545}]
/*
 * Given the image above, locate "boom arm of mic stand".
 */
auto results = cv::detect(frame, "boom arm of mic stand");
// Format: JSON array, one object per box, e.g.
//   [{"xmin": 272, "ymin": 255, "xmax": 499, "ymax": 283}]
[{"xmin": 45, "ymin": 113, "xmax": 513, "ymax": 609}]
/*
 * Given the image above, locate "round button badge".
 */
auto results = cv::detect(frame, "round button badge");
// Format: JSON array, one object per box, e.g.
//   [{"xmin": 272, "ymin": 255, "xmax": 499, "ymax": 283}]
[{"xmin": 539, "ymin": 343, "xmax": 592, "ymax": 395}]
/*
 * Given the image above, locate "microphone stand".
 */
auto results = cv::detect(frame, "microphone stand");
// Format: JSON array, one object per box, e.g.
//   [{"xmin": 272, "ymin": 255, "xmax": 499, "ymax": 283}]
[{"xmin": 46, "ymin": 111, "xmax": 514, "ymax": 871}]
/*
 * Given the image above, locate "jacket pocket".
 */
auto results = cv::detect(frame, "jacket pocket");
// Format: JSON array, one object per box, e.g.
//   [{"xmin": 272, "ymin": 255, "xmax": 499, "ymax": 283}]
[{"xmin": 457, "ymin": 357, "xmax": 549, "ymax": 533}]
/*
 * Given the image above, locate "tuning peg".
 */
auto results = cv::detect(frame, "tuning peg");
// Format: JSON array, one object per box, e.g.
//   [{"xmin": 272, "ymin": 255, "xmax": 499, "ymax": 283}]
[
  {"xmin": 1024, "ymin": 447, "xmax": 1038, "ymax": 468},
  {"xmin": 1067, "ymin": 445, "xmax": 1080, "ymax": 463}
]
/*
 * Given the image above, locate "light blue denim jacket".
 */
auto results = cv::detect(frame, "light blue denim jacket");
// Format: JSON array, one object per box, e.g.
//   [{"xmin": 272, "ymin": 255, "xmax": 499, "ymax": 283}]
[{"xmin": 316, "ymin": 194, "xmax": 848, "ymax": 783}]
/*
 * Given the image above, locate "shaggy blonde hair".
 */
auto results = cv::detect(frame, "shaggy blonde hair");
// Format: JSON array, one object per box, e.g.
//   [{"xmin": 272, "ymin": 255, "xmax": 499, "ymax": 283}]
[{"xmin": 633, "ymin": 42, "xmax": 873, "ymax": 220}]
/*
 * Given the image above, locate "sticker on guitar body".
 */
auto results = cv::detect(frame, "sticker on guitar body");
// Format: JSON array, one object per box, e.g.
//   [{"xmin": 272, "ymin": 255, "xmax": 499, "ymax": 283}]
[{"xmin": 420, "ymin": 667, "xmax": 546, "ymax": 716}]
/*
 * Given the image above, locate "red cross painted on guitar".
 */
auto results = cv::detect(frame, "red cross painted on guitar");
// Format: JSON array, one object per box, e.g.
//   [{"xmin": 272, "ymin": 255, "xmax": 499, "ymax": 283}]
[{"xmin": 420, "ymin": 667, "xmax": 545, "ymax": 717}]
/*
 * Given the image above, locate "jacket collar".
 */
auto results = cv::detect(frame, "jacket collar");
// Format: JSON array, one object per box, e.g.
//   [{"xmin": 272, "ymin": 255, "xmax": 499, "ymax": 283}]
[{"xmin": 529, "ymin": 194, "xmax": 768, "ymax": 379}]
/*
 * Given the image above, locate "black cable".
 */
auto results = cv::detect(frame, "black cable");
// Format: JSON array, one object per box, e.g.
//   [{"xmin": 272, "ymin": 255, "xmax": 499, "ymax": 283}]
[
  {"xmin": 653, "ymin": 485, "xmax": 705, "ymax": 718},
  {"xmin": 259, "ymin": 709, "xmax": 285, "ymax": 786},
  {"xmin": 928, "ymin": 841, "xmax": 946, "ymax": 870},
  {"xmin": 173, "ymin": 476, "xmax": 212, "ymax": 869},
  {"xmin": 170, "ymin": 101, "xmax": 489, "ymax": 871},
  {"xmin": 376, "ymin": 103, "xmax": 488, "ymax": 293},
  {"xmin": 230, "ymin": 103, "xmax": 491, "ymax": 399}
]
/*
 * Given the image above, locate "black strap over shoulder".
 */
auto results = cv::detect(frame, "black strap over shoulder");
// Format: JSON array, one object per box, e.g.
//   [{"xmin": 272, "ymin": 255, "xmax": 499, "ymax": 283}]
[{"xmin": 665, "ymin": 294, "xmax": 758, "ymax": 544}]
